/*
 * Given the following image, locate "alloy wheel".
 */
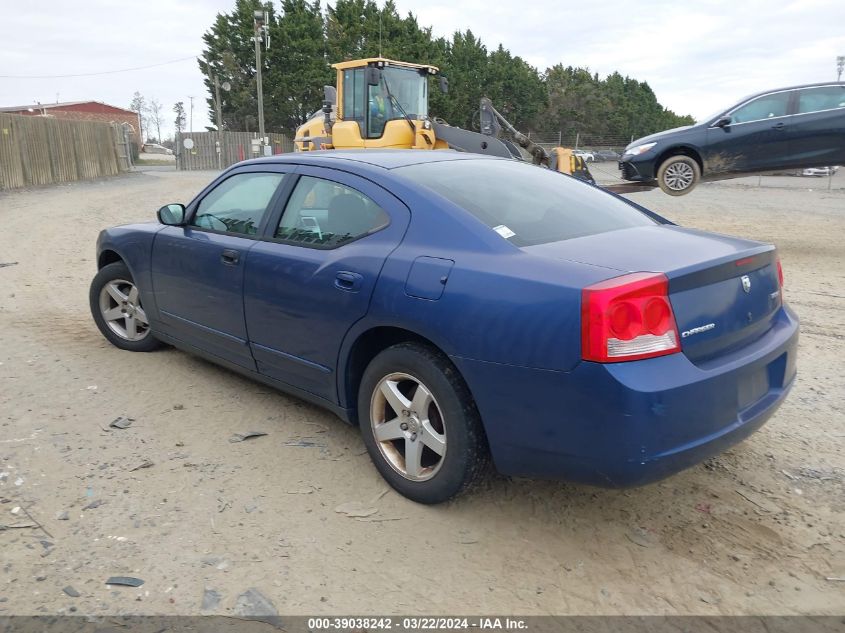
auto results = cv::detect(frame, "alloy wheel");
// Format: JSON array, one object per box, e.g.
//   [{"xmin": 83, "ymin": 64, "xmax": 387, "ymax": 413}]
[
  {"xmin": 370, "ymin": 372, "xmax": 447, "ymax": 481},
  {"xmin": 98, "ymin": 279, "xmax": 150, "ymax": 342},
  {"xmin": 663, "ymin": 161, "xmax": 695, "ymax": 191}
]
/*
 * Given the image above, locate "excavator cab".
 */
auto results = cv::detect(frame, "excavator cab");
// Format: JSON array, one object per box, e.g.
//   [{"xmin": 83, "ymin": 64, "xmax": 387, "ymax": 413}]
[{"xmin": 295, "ymin": 58, "xmax": 444, "ymax": 152}]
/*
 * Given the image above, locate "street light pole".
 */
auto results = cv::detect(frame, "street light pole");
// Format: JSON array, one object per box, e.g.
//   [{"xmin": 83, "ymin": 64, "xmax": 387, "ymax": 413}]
[
  {"xmin": 214, "ymin": 76, "xmax": 223, "ymax": 132},
  {"xmin": 213, "ymin": 75, "xmax": 231, "ymax": 169},
  {"xmin": 254, "ymin": 9, "xmax": 269, "ymax": 151},
  {"xmin": 188, "ymin": 95, "xmax": 194, "ymax": 134},
  {"xmin": 255, "ymin": 33, "xmax": 265, "ymax": 142},
  {"xmin": 837, "ymin": 56, "xmax": 844, "ymax": 82}
]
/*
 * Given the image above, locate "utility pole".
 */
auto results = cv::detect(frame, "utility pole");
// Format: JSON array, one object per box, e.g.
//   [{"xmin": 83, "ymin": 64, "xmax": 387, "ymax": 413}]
[
  {"xmin": 254, "ymin": 9, "xmax": 270, "ymax": 153},
  {"xmin": 188, "ymin": 96, "xmax": 194, "ymax": 134},
  {"xmin": 214, "ymin": 76, "xmax": 223, "ymax": 131},
  {"xmin": 213, "ymin": 75, "xmax": 231, "ymax": 170},
  {"xmin": 838, "ymin": 56, "xmax": 844, "ymax": 82}
]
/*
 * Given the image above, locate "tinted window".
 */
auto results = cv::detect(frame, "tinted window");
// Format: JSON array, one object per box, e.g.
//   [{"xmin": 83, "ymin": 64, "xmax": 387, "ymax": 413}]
[
  {"xmin": 731, "ymin": 92, "xmax": 791, "ymax": 123},
  {"xmin": 275, "ymin": 176, "xmax": 389, "ymax": 248},
  {"xmin": 395, "ymin": 159, "xmax": 656, "ymax": 247},
  {"xmin": 797, "ymin": 86, "xmax": 845, "ymax": 114},
  {"xmin": 193, "ymin": 172, "xmax": 284, "ymax": 235}
]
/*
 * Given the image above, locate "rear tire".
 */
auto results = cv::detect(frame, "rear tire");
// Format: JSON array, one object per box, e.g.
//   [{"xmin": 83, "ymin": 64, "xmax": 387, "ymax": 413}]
[
  {"xmin": 90, "ymin": 261, "xmax": 162, "ymax": 352},
  {"xmin": 657, "ymin": 154, "xmax": 701, "ymax": 196},
  {"xmin": 358, "ymin": 342, "xmax": 489, "ymax": 504}
]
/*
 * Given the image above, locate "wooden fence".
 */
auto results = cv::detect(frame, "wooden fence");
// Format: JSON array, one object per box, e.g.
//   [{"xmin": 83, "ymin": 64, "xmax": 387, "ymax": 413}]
[
  {"xmin": 176, "ymin": 131, "xmax": 294, "ymax": 171},
  {"xmin": 0, "ymin": 113, "xmax": 129, "ymax": 190}
]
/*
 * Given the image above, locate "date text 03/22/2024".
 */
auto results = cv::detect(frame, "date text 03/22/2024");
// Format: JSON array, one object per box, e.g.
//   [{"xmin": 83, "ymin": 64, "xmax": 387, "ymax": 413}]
[{"xmin": 307, "ymin": 617, "xmax": 528, "ymax": 630}]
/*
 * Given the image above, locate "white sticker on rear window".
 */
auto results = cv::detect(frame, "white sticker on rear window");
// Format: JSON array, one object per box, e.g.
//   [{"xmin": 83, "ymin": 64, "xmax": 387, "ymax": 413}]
[{"xmin": 493, "ymin": 224, "xmax": 516, "ymax": 239}]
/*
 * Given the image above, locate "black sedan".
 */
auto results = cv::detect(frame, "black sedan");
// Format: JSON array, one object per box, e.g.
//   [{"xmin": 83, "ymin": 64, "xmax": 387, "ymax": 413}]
[{"xmin": 620, "ymin": 82, "xmax": 845, "ymax": 195}]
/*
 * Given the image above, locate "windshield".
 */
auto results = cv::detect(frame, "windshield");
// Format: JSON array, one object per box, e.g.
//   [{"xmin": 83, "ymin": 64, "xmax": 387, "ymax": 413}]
[
  {"xmin": 396, "ymin": 159, "xmax": 656, "ymax": 247},
  {"xmin": 382, "ymin": 66, "xmax": 428, "ymax": 119}
]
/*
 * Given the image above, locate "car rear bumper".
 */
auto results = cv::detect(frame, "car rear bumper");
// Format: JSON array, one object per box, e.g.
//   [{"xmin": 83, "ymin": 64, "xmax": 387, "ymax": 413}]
[{"xmin": 453, "ymin": 305, "xmax": 799, "ymax": 487}]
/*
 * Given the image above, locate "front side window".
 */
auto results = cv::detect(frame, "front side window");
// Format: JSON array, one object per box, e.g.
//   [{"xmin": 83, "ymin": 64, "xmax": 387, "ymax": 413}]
[
  {"xmin": 730, "ymin": 92, "xmax": 791, "ymax": 123},
  {"xmin": 192, "ymin": 172, "xmax": 285, "ymax": 235},
  {"xmin": 275, "ymin": 176, "xmax": 389, "ymax": 248},
  {"xmin": 797, "ymin": 86, "xmax": 845, "ymax": 114},
  {"xmin": 395, "ymin": 159, "xmax": 656, "ymax": 247}
]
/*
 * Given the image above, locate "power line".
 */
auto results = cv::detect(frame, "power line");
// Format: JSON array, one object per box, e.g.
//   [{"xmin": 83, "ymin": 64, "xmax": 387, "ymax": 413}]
[{"xmin": 0, "ymin": 55, "xmax": 198, "ymax": 79}]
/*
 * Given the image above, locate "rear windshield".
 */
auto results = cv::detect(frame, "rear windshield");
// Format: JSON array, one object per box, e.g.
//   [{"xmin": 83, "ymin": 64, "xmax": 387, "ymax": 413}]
[{"xmin": 395, "ymin": 159, "xmax": 656, "ymax": 246}]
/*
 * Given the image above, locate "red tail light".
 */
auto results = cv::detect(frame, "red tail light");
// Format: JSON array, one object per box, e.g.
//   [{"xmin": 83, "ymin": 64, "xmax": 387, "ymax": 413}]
[
  {"xmin": 582, "ymin": 272, "xmax": 681, "ymax": 363},
  {"xmin": 776, "ymin": 257, "xmax": 784, "ymax": 288}
]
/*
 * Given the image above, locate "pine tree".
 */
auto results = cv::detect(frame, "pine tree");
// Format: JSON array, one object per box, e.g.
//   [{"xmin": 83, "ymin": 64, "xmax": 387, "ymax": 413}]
[
  {"xmin": 173, "ymin": 102, "xmax": 186, "ymax": 135},
  {"xmin": 198, "ymin": 0, "xmax": 694, "ymax": 140},
  {"xmin": 198, "ymin": 0, "xmax": 276, "ymax": 133},
  {"xmin": 266, "ymin": 0, "xmax": 332, "ymax": 132},
  {"xmin": 437, "ymin": 30, "xmax": 487, "ymax": 127}
]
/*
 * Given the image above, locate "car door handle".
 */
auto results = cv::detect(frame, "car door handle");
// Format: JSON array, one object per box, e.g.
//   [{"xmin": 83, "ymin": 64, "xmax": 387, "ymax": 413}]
[
  {"xmin": 221, "ymin": 249, "xmax": 240, "ymax": 265},
  {"xmin": 334, "ymin": 271, "xmax": 363, "ymax": 292},
  {"xmin": 771, "ymin": 122, "xmax": 786, "ymax": 130}
]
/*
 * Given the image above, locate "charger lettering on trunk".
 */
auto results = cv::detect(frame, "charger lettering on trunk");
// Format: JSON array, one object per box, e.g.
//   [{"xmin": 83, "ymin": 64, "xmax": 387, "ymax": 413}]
[{"xmin": 682, "ymin": 323, "xmax": 716, "ymax": 338}]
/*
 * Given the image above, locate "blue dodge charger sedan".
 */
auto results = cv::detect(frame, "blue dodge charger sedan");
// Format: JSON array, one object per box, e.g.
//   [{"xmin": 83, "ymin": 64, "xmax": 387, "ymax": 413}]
[{"xmin": 90, "ymin": 150, "xmax": 799, "ymax": 503}]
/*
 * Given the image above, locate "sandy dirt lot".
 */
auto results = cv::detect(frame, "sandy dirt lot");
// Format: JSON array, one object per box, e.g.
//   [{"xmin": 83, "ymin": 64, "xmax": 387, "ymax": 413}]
[{"xmin": 0, "ymin": 167, "xmax": 843, "ymax": 617}]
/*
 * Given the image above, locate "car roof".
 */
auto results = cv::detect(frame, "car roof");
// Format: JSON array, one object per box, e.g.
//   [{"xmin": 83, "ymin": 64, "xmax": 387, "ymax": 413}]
[
  {"xmin": 238, "ymin": 149, "xmax": 502, "ymax": 171},
  {"xmin": 737, "ymin": 81, "xmax": 844, "ymax": 103}
]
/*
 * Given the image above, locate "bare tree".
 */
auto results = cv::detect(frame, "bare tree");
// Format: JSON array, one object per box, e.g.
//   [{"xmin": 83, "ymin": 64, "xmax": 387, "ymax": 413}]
[
  {"xmin": 147, "ymin": 98, "xmax": 164, "ymax": 143},
  {"xmin": 129, "ymin": 91, "xmax": 147, "ymax": 141}
]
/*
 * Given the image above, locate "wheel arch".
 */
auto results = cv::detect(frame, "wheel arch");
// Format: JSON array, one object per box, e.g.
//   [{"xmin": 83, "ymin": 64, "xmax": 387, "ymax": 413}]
[
  {"xmin": 340, "ymin": 325, "xmax": 473, "ymax": 426},
  {"xmin": 98, "ymin": 249, "xmax": 125, "ymax": 269}
]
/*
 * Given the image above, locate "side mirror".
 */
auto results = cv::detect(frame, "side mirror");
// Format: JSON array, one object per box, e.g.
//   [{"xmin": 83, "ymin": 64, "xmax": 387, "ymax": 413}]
[
  {"xmin": 713, "ymin": 115, "xmax": 732, "ymax": 128},
  {"xmin": 366, "ymin": 67, "xmax": 381, "ymax": 87},
  {"xmin": 439, "ymin": 75, "xmax": 449, "ymax": 94},
  {"xmin": 158, "ymin": 203, "xmax": 186, "ymax": 226}
]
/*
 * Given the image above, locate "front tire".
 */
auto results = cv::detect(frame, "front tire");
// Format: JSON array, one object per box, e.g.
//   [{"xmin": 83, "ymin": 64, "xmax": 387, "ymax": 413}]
[
  {"xmin": 90, "ymin": 261, "xmax": 161, "ymax": 352},
  {"xmin": 358, "ymin": 343, "xmax": 489, "ymax": 504},
  {"xmin": 657, "ymin": 154, "xmax": 701, "ymax": 196}
]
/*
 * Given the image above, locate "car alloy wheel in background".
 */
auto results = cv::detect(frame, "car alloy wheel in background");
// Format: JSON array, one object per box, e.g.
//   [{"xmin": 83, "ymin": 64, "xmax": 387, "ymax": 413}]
[{"xmin": 657, "ymin": 155, "xmax": 701, "ymax": 196}]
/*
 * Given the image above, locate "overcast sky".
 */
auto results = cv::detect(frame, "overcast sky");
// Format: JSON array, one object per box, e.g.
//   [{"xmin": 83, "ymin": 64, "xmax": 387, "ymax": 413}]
[{"xmin": 1, "ymin": 0, "xmax": 843, "ymax": 139}]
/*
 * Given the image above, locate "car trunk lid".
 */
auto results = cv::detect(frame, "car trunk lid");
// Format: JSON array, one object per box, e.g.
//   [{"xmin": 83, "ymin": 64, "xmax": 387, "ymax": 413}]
[{"xmin": 524, "ymin": 225, "xmax": 782, "ymax": 363}]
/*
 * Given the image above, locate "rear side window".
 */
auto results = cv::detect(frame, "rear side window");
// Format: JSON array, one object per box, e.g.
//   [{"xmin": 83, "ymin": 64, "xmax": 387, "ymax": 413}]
[
  {"xmin": 275, "ymin": 175, "xmax": 389, "ymax": 248},
  {"xmin": 797, "ymin": 86, "xmax": 845, "ymax": 114},
  {"xmin": 395, "ymin": 159, "xmax": 656, "ymax": 247},
  {"xmin": 193, "ymin": 172, "xmax": 285, "ymax": 235},
  {"xmin": 730, "ymin": 92, "xmax": 791, "ymax": 123}
]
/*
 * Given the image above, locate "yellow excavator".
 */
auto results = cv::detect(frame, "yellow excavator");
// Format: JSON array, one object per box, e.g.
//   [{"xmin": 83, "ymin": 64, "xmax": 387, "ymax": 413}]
[{"xmin": 294, "ymin": 57, "xmax": 595, "ymax": 182}]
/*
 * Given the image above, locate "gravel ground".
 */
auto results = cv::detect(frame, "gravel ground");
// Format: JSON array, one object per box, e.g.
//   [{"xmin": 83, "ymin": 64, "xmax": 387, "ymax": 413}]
[{"xmin": 0, "ymin": 167, "xmax": 842, "ymax": 617}]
